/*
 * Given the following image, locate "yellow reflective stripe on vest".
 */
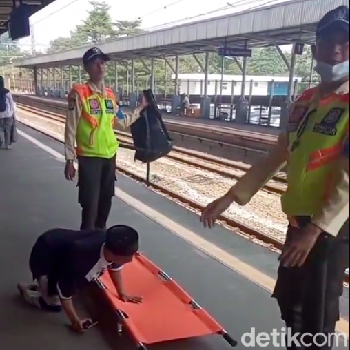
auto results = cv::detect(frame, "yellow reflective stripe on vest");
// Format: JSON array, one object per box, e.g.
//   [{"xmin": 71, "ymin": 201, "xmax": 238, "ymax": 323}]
[
  {"xmin": 307, "ymin": 143, "xmax": 343, "ymax": 171},
  {"xmin": 79, "ymin": 97, "xmax": 99, "ymax": 147},
  {"xmin": 73, "ymin": 85, "xmax": 119, "ymax": 159}
]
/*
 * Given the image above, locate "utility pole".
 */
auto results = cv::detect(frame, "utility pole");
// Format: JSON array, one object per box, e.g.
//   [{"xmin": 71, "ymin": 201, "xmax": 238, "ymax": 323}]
[{"xmin": 30, "ymin": 24, "xmax": 35, "ymax": 55}]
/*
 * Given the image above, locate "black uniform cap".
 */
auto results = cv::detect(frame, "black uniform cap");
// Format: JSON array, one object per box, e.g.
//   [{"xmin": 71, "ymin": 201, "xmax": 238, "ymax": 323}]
[
  {"xmin": 105, "ymin": 225, "xmax": 139, "ymax": 256},
  {"xmin": 83, "ymin": 47, "xmax": 110, "ymax": 65},
  {"xmin": 316, "ymin": 6, "xmax": 349, "ymax": 40}
]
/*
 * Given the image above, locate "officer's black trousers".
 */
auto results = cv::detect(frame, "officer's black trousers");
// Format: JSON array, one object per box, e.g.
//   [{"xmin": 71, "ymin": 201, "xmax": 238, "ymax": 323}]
[
  {"xmin": 78, "ymin": 155, "xmax": 116, "ymax": 230},
  {"xmin": 273, "ymin": 218, "xmax": 349, "ymax": 350}
]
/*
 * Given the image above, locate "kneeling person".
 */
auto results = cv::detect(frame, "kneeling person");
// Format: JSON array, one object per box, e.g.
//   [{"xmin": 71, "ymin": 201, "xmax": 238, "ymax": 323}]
[{"xmin": 18, "ymin": 225, "xmax": 141, "ymax": 332}]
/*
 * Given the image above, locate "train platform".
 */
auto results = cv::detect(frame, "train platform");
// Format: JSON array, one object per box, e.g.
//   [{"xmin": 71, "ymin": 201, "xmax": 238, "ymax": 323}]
[
  {"xmin": 1, "ymin": 123, "xmax": 348, "ymax": 350},
  {"xmin": 13, "ymin": 94, "xmax": 280, "ymax": 139}
]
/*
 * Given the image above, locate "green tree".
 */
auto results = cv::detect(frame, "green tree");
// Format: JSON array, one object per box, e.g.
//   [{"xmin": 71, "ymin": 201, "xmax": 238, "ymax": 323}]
[
  {"xmin": 47, "ymin": 36, "xmax": 76, "ymax": 54},
  {"xmin": 114, "ymin": 20, "xmax": 143, "ymax": 37},
  {"xmin": 248, "ymin": 47, "xmax": 289, "ymax": 75},
  {"xmin": 295, "ymin": 46, "xmax": 314, "ymax": 80},
  {"xmin": 77, "ymin": 0, "xmax": 116, "ymax": 44},
  {"xmin": 0, "ymin": 33, "xmax": 22, "ymax": 65}
]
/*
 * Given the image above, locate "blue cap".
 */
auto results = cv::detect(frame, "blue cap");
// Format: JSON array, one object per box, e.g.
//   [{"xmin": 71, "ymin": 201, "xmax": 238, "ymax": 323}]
[
  {"xmin": 316, "ymin": 6, "xmax": 349, "ymax": 39},
  {"xmin": 83, "ymin": 47, "xmax": 110, "ymax": 65}
]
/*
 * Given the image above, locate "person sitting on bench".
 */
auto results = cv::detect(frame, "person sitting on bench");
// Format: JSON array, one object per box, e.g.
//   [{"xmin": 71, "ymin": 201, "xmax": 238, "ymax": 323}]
[{"xmin": 17, "ymin": 225, "xmax": 141, "ymax": 333}]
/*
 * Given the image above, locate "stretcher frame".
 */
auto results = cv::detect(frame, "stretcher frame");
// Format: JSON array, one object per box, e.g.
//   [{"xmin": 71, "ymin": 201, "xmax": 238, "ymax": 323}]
[{"xmin": 95, "ymin": 255, "xmax": 238, "ymax": 349}]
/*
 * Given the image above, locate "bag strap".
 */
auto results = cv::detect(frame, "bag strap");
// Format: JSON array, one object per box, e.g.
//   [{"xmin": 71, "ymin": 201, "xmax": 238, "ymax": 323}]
[{"xmin": 155, "ymin": 112, "xmax": 171, "ymax": 141}]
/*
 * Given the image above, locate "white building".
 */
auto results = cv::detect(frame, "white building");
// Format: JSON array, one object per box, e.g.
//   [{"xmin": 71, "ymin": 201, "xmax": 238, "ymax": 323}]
[{"xmin": 172, "ymin": 74, "xmax": 303, "ymax": 96}]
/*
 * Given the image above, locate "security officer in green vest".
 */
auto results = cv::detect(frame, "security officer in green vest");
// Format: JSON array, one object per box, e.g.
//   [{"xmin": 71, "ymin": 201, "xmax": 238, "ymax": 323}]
[
  {"xmin": 64, "ymin": 47, "xmax": 147, "ymax": 230},
  {"xmin": 201, "ymin": 7, "xmax": 349, "ymax": 349}
]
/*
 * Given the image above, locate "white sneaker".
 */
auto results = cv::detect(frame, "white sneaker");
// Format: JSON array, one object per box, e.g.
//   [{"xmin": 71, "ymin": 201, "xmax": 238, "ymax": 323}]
[{"xmin": 17, "ymin": 283, "xmax": 42, "ymax": 309}]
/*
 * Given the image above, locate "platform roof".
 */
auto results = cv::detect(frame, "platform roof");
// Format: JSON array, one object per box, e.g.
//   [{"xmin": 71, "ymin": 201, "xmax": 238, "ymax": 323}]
[
  {"xmin": 14, "ymin": 0, "xmax": 348, "ymax": 69},
  {"xmin": 0, "ymin": 0, "xmax": 55, "ymax": 36}
]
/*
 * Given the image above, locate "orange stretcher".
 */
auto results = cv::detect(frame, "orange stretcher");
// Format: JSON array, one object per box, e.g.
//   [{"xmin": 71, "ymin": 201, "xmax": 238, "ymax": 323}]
[{"xmin": 97, "ymin": 252, "xmax": 237, "ymax": 349}]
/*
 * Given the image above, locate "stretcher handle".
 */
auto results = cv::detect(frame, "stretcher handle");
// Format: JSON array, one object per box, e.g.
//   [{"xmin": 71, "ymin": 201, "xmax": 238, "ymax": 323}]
[{"xmin": 221, "ymin": 331, "xmax": 238, "ymax": 347}]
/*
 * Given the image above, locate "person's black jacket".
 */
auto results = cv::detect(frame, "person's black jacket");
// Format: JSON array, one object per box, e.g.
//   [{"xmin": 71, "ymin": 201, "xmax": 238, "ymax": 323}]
[{"xmin": 40, "ymin": 229, "xmax": 120, "ymax": 299}]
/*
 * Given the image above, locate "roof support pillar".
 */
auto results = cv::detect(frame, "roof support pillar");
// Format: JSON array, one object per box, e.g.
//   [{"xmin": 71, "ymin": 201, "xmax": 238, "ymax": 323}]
[
  {"xmin": 219, "ymin": 55, "xmax": 225, "ymax": 102},
  {"xmin": 118, "ymin": 61, "xmax": 130, "ymax": 93},
  {"xmin": 69, "ymin": 66, "xmax": 72, "ymax": 90},
  {"xmin": 240, "ymin": 57, "xmax": 248, "ymax": 98},
  {"xmin": 131, "ymin": 60, "xmax": 135, "ymax": 93},
  {"xmin": 287, "ymin": 44, "xmax": 297, "ymax": 106},
  {"xmin": 164, "ymin": 59, "xmax": 167, "ymax": 97},
  {"xmin": 149, "ymin": 58, "xmax": 155, "ymax": 91},
  {"xmin": 40, "ymin": 68, "xmax": 44, "ymax": 90},
  {"xmin": 276, "ymin": 45, "xmax": 291, "ymax": 71},
  {"xmin": 119, "ymin": 61, "xmax": 129, "ymax": 71},
  {"xmin": 204, "ymin": 52, "xmax": 209, "ymax": 97},
  {"xmin": 174, "ymin": 55, "xmax": 179, "ymax": 95},
  {"xmin": 114, "ymin": 61, "xmax": 118, "ymax": 93},
  {"xmin": 46, "ymin": 69, "xmax": 50, "ymax": 88},
  {"xmin": 280, "ymin": 44, "xmax": 298, "ymax": 130},
  {"xmin": 139, "ymin": 59, "xmax": 151, "ymax": 74},
  {"xmin": 192, "ymin": 54, "xmax": 205, "ymax": 72},
  {"xmin": 164, "ymin": 58, "xmax": 175, "ymax": 74},
  {"xmin": 308, "ymin": 55, "xmax": 315, "ymax": 89},
  {"xmin": 60, "ymin": 68, "xmax": 64, "ymax": 92},
  {"xmin": 33, "ymin": 66, "xmax": 38, "ymax": 95},
  {"xmin": 232, "ymin": 58, "xmax": 243, "ymax": 73},
  {"xmin": 78, "ymin": 66, "xmax": 82, "ymax": 84},
  {"xmin": 52, "ymin": 69, "xmax": 56, "ymax": 89},
  {"xmin": 44, "ymin": 69, "xmax": 49, "ymax": 89},
  {"xmin": 200, "ymin": 52, "xmax": 211, "ymax": 119}
]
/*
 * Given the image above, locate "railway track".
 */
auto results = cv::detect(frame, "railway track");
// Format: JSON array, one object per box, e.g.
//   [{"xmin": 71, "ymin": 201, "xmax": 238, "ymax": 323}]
[
  {"xmin": 17, "ymin": 103, "xmax": 286, "ymax": 194},
  {"xmin": 16, "ymin": 105, "xmax": 349, "ymax": 284},
  {"xmin": 13, "ymin": 95, "xmax": 277, "ymax": 166}
]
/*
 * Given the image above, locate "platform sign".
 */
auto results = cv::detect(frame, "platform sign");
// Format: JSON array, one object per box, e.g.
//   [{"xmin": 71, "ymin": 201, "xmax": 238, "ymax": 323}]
[
  {"xmin": 293, "ymin": 43, "xmax": 305, "ymax": 55},
  {"xmin": 218, "ymin": 47, "xmax": 252, "ymax": 57}
]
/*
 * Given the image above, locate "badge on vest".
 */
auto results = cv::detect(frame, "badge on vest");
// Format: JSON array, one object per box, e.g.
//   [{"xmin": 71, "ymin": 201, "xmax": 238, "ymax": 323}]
[
  {"xmin": 88, "ymin": 99, "xmax": 101, "ymax": 115},
  {"xmin": 313, "ymin": 108, "xmax": 345, "ymax": 136},
  {"xmin": 104, "ymin": 99, "xmax": 114, "ymax": 114}
]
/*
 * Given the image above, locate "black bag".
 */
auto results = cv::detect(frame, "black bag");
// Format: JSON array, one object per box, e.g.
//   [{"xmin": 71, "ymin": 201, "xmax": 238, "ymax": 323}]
[{"xmin": 130, "ymin": 90, "xmax": 172, "ymax": 163}]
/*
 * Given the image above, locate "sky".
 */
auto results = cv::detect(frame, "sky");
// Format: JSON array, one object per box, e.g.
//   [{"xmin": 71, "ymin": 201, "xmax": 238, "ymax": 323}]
[{"xmin": 16, "ymin": 0, "xmax": 288, "ymax": 52}]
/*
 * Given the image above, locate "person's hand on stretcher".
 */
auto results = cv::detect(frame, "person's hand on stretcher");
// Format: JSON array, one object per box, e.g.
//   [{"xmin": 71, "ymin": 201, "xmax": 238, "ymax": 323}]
[
  {"xmin": 111, "ymin": 268, "xmax": 143, "ymax": 304},
  {"xmin": 120, "ymin": 293, "xmax": 142, "ymax": 303}
]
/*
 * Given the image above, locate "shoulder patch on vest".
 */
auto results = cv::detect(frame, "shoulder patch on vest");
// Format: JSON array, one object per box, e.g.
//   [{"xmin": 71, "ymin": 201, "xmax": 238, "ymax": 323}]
[
  {"xmin": 104, "ymin": 99, "xmax": 115, "ymax": 113},
  {"xmin": 313, "ymin": 107, "xmax": 346, "ymax": 136},
  {"xmin": 88, "ymin": 99, "xmax": 101, "ymax": 114}
]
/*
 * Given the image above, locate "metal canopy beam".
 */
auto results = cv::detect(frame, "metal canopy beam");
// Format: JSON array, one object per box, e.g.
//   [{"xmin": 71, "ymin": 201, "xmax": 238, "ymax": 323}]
[{"xmin": 13, "ymin": 0, "xmax": 347, "ymax": 69}]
